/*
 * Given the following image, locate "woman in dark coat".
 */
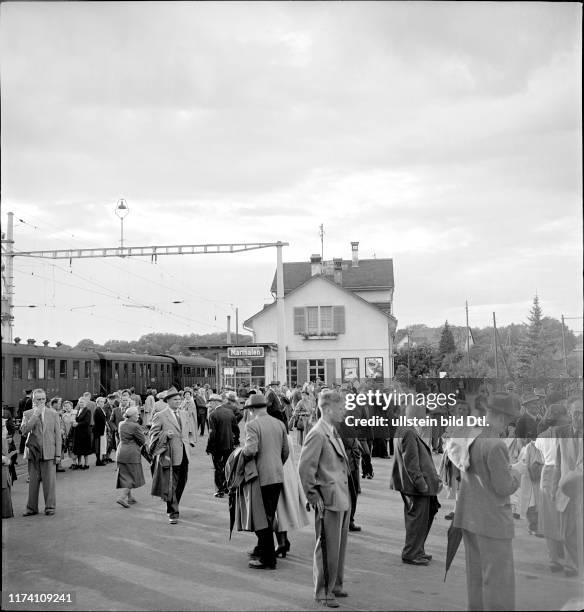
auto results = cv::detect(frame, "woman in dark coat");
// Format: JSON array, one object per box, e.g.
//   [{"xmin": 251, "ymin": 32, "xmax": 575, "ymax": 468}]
[
  {"xmin": 116, "ymin": 406, "xmax": 146, "ymax": 508},
  {"xmin": 72, "ymin": 398, "xmax": 92, "ymax": 470}
]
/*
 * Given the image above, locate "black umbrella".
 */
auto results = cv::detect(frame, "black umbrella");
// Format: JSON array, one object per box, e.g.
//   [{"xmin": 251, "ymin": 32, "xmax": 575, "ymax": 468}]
[
  {"xmin": 228, "ymin": 490, "xmax": 236, "ymax": 540},
  {"xmin": 318, "ymin": 510, "xmax": 330, "ymax": 602},
  {"xmin": 444, "ymin": 521, "xmax": 463, "ymax": 582}
]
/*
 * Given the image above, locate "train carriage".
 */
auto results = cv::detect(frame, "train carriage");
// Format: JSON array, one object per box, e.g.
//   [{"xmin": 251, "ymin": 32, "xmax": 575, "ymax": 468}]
[{"xmin": 163, "ymin": 354, "xmax": 216, "ymax": 389}]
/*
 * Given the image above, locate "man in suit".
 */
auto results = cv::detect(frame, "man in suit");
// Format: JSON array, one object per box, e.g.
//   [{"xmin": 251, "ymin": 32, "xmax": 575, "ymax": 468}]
[
  {"xmin": 266, "ymin": 381, "xmax": 287, "ymax": 427},
  {"xmin": 207, "ymin": 396, "xmax": 240, "ymax": 498},
  {"xmin": 149, "ymin": 389, "xmax": 196, "ymax": 524},
  {"xmin": 390, "ymin": 402, "xmax": 442, "ymax": 566},
  {"xmin": 299, "ymin": 390, "xmax": 351, "ymax": 608},
  {"xmin": 93, "ymin": 397, "xmax": 108, "ymax": 466},
  {"xmin": 553, "ymin": 396, "xmax": 583, "ymax": 578},
  {"xmin": 243, "ymin": 393, "xmax": 289, "ymax": 570},
  {"xmin": 453, "ymin": 392, "xmax": 521, "ymax": 611},
  {"xmin": 21, "ymin": 388, "xmax": 62, "ymax": 516}
]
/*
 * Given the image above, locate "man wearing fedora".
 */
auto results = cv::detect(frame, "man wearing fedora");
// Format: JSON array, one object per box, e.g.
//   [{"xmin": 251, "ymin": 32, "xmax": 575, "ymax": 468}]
[
  {"xmin": 149, "ymin": 389, "xmax": 195, "ymax": 524},
  {"xmin": 453, "ymin": 392, "xmax": 521, "ymax": 611},
  {"xmin": 243, "ymin": 393, "xmax": 289, "ymax": 570},
  {"xmin": 266, "ymin": 381, "xmax": 287, "ymax": 427}
]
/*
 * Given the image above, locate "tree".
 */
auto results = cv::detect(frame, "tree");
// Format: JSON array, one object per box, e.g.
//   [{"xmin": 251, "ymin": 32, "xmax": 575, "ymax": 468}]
[
  {"xmin": 394, "ymin": 364, "xmax": 411, "ymax": 387},
  {"xmin": 439, "ymin": 321, "xmax": 456, "ymax": 356},
  {"xmin": 517, "ymin": 296, "xmax": 550, "ymax": 378},
  {"xmin": 75, "ymin": 338, "xmax": 101, "ymax": 351}
]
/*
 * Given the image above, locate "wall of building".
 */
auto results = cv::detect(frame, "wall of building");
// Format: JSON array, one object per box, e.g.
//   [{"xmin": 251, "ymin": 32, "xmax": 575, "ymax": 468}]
[
  {"xmin": 351, "ymin": 288, "xmax": 393, "ymax": 303},
  {"xmin": 250, "ymin": 276, "xmax": 394, "ymax": 383}
]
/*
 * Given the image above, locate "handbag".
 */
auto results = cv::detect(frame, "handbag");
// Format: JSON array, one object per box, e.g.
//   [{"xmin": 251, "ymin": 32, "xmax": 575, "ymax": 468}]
[{"xmin": 527, "ymin": 443, "xmax": 544, "ymax": 483}]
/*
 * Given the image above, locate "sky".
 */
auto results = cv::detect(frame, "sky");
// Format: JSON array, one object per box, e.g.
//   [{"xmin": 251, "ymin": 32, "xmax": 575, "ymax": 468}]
[{"xmin": 1, "ymin": 1, "xmax": 582, "ymax": 346}]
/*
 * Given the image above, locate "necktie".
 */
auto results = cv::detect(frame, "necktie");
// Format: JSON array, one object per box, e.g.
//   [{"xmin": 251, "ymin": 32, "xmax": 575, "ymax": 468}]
[{"xmin": 174, "ymin": 411, "xmax": 182, "ymax": 433}]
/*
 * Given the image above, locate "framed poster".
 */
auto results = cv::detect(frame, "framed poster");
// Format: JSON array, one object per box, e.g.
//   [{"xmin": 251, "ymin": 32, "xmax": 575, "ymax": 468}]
[
  {"xmin": 341, "ymin": 358, "xmax": 360, "ymax": 382},
  {"xmin": 365, "ymin": 357, "xmax": 383, "ymax": 379}
]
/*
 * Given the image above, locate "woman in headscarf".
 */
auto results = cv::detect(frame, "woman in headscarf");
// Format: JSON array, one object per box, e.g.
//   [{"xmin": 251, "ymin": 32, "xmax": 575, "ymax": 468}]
[
  {"xmin": 72, "ymin": 397, "xmax": 92, "ymax": 470},
  {"xmin": 115, "ymin": 406, "xmax": 146, "ymax": 508},
  {"xmin": 180, "ymin": 387, "xmax": 199, "ymax": 437}
]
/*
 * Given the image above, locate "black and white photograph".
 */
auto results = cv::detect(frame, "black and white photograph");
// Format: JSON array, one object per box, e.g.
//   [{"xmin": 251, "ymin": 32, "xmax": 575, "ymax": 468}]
[{"xmin": 1, "ymin": 2, "xmax": 582, "ymax": 611}]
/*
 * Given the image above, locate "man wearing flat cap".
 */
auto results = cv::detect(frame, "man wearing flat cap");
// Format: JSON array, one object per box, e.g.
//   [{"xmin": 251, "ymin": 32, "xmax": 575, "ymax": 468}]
[
  {"xmin": 149, "ymin": 388, "xmax": 196, "ymax": 524},
  {"xmin": 453, "ymin": 392, "xmax": 521, "ymax": 611},
  {"xmin": 243, "ymin": 393, "xmax": 289, "ymax": 570}
]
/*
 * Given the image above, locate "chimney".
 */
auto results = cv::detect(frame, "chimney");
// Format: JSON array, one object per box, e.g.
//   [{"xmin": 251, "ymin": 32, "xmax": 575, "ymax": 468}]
[
  {"xmin": 42, "ymin": 340, "xmax": 50, "ymax": 347},
  {"xmin": 310, "ymin": 254, "xmax": 322, "ymax": 276},
  {"xmin": 351, "ymin": 241, "xmax": 359, "ymax": 268},
  {"xmin": 226, "ymin": 315, "xmax": 232, "ymax": 344},
  {"xmin": 27, "ymin": 338, "xmax": 36, "ymax": 345},
  {"xmin": 333, "ymin": 257, "xmax": 343, "ymax": 285}
]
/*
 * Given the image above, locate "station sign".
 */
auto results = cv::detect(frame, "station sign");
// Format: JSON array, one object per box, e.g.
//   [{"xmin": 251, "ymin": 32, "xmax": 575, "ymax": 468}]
[{"xmin": 227, "ymin": 346, "xmax": 264, "ymax": 358}]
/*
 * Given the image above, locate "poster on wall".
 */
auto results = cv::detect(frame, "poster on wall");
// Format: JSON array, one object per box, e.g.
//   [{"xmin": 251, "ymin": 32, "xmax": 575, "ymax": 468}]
[
  {"xmin": 365, "ymin": 357, "xmax": 383, "ymax": 379},
  {"xmin": 341, "ymin": 358, "xmax": 359, "ymax": 382}
]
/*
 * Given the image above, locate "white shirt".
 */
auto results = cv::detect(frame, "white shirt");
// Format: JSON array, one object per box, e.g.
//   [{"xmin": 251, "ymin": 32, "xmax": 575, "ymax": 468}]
[{"xmin": 534, "ymin": 436, "xmax": 558, "ymax": 466}]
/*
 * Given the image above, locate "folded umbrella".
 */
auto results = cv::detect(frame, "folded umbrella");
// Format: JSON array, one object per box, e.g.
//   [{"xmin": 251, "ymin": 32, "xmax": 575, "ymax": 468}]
[
  {"xmin": 444, "ymin": 521, "xmax": 463, "ymax": 582},
  {"xmin": 318, "ymin": 509, "xmax": 330, "ymax": 602}
]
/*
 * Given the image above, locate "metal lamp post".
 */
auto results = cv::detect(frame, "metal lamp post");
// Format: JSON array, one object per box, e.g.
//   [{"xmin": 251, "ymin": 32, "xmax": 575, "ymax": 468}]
[{"xmin": 115, "ymin": 199, "xmax": 129, "ymax": 248}]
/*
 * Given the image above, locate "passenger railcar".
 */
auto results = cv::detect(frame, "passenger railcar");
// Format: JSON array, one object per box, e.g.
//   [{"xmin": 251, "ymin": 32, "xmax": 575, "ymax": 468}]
[{"xmin": 1, "ymin": 342, "xmax": 216, "ymax": 413}]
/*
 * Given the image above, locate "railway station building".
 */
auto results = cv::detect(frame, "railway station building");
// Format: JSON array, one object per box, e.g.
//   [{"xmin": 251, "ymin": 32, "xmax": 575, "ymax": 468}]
[{"xmin": 243, "ymin": 242, "xmax": 398, "ymax": 387}]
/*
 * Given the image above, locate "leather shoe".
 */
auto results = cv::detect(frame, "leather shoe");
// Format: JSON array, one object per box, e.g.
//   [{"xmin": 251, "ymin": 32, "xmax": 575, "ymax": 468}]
[
  {"xmin": 116, "ymin": 499, "xmax": 130, "ymax": 508},
  {"xmin": 349, "ymin": 523, "xmax": 362, "ymax": 532},
  {"xmin": 213, "ymin": 492, "xmax": 224, "ymax": 498},
  {"xmin": 420, "ymin": 553, "xmax": 432, "ymax": 561},
  {"xmin": 22, "ymin": 510, "xmax": 38, "ymax": 517},
  {"xmin": 45, "ymin": 510, "xmax": 55, "ymax": 516},
  {"xmin": 56, "ymin": 467, "xmax": 66, "ymax": 472},
  {"xmin": 564, "ymin": 568, "xmax": 578, "ymax": 578},
  {"xmin": 332, "ymin": 589, "xmax": 348, "ymax": 597},
  {"xmin": 315, "ymin": 598, "xmax": 339, "ymax": 608},
  {"xmin": 248, "ymin": 560, "xmax": 275, "ymax": 570},
  {"xmin": 549, "ymin": 563, "xmax": 563, "ymax": 573},
  {"xmin": 402, "ymin": 557, "xmax": 429, "ymax": 566},
  {"xmin": 169, "ymin": 517, "xmax": 178, "ymax": 524}
]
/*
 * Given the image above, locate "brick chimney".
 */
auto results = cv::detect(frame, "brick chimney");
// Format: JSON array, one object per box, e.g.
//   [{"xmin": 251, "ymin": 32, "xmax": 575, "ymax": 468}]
[
  {"xmin": 310, "ymin": 254, "xmax": 322, "ymax": 276},
  {"xmin": 333, "ymin": 258, "xmax": 343, "ymax": 285},
  {"xmin": 351, "ymin": 242, "xmax": 359, "ymax": 268}
]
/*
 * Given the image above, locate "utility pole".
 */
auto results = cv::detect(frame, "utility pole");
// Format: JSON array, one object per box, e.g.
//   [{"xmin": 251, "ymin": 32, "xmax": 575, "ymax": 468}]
[
  {"xmin": 465, "ymin": 300, "xmax": 470, "ymax": 369},
  {"xmin": 235, "ymin": 307, "xmax": 239, "ymax": 346},
  {"xmin": 319, "ymin": 224, "xmax": 324, "ymax": 262},
  {"xmin": 276, "ymin": 242, "xmax": 287, "ymax": 384},
  {"xmin": 407, "ymin": 328, "xmax": 411, "ymax": 386},
  {"xmin": 0, "ymin": 212, "xmax": 15, "ymax": 342},
  {"xmin": 561, "ymin": 314, "xmax": 568, "ymax": 375},
  {"xmin": 493, "ymin": 312, "xmax": 499, "ymax": 380}
]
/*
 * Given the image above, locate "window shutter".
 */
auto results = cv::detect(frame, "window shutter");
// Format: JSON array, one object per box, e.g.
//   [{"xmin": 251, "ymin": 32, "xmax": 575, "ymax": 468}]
[
  {"xmin": 297, "ymin": 359, "xmax": 308, "ymax": 386},
  {"xmin": 326, "ymin": 358, "xmax": 337, "ymax": 386},
  {"xmin": 294, "ymin": 307, "xmax": 306, "ymax": 334},
  {"xmin": 333, "ymin": 306, "xmax": 345, "ymax": 334}
]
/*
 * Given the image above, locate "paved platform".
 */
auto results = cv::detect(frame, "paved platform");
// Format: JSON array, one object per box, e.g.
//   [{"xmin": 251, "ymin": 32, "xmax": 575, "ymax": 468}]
[{"xmin": 2, "ymin": 436, "xmax": 582, "ymax": 611}]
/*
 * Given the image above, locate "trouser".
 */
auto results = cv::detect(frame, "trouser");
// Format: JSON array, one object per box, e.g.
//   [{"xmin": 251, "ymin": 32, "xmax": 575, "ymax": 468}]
[
  {"xmin": 360, "ymin": 440, "xmax": 373, "ymax": 477},
  {"xmin": 400, "ymin": 493, "xmax": 439, "ymax": 560},
  {"xmin": 93, "ymin": 433, "xmax": 103, "ymax": 461},
  {"xmin": 255, "ymin": 483, "xmax": 282, "ymax": 567},
  {"xmin": 432, "ymin": 423, "xmax": 444, "ymax": 452},
  {"xmin": 561, "ymin": 498, "xmax": 583, "ymax": 573},
  {"xmin": 27, "ymin": 459, "xmax": 56, "ymax": 513},
  {"xmin": 314, "ymin": 507, "xmax": 350, "ymax": 599},
  {"xmin": 197, "ymin": 411, "xmax": 207, "ymax": 435},
  {"xmin": 212, "ymin": 449, "xmax": 232, "ymax": 493},
  {"xmin": 348, "ymin": 470, "xmax": 359, "ymax": 524},
  {"xmin": 462, "ymin": 530, "xmax": 515, "ymax": 611},
  {"xmin": 545, "ymin": 538, "xmax": 564, "ymax": 565},
  {"xmin": 166, "ymin": 448, "xmax": 189, "ymax": 518}
]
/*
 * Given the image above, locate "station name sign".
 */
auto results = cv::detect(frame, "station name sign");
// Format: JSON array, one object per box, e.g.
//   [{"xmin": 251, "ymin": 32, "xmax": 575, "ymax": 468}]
[{"xmin": 227, "ymin": 346, "xmax": 265, "ymax": 358}]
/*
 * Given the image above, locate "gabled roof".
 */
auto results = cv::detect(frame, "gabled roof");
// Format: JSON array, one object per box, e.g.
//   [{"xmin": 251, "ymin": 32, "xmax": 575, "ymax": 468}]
[
  {"xmin": 245, "ymin": 273, "xmax": 397, "ymax": 328},
  {"xmin": 270, "ymin": 258, "xmax": 394, "ymax": 295}
]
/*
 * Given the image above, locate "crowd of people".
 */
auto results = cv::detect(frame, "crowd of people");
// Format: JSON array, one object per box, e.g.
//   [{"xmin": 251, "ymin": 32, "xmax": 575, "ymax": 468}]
[{"xmin": 1, "ymin": 379, "xmax": 582, "ymax": 611}]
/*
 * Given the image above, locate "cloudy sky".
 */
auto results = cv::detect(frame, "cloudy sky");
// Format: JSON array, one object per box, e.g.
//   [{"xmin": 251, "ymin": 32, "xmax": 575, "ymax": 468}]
[{"xmin": 1, "ymin": 1, "xmax": 582, "ymax": 345}]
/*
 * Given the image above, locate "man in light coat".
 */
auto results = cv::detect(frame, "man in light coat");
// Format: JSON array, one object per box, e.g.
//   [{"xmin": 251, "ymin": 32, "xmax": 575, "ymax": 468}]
[
  {"xmin": 453, "ymin": 392, "xmax": 521, "ymax": 611},
  {"xmin": 21, "ymin": 388, "xmax": 62, "ymax": 516},
  {"xmin": 243, "ymin": 393, "xmax": 289, "ymax": 570},
  {"xmin": 149, "ymin": 389, "xmax": 195, "ymax": 524},
  {"xmin": 298, "ymin": 390, "xmax": 351, "ymax": 608}
]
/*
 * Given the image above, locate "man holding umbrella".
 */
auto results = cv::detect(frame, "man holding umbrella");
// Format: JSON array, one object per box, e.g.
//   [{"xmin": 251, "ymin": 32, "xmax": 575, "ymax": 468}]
[
  {"xmin": 299, "ymin": 390, "xmax": 351, "ymax": 608},
  {"xmin": 452, "ymin": 392, "xmax": 521, "ymax": 610}
]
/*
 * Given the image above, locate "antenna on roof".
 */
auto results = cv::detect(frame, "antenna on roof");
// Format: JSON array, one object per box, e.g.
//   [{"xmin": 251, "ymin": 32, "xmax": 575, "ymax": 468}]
[{"xmin": 319, "ymin": 224, "xmax": 324, "ymax": 261}]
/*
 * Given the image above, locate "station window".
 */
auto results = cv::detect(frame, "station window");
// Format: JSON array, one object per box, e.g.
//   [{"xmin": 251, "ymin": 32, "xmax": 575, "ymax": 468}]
[
  {"xmin": 59, "ymin": 360, "xmax": 67, "ymax": 378},
  {"xmin": 27, "ymin": 358, "xmax": 37, "ymax": 380},
  {"xmin": 47, "ymin": 359, "xmax": 55, "ymax": 380},
  {"xmin": 308, "ymin": 359, "xmax": 326, "ymax": 383},
  {"xmin": 73, "ymin": 361, "xmax": 80, "ymax": 380},
  {"xmin": 286, "ymin": 360, "xmax": 298, "ymax": 386},
  {"xmin": 84, "ymin": 361, "xmax": 91, "ymax": 379},
  {"xmin": 38, "ymin": 358, "xmax": 45, "ymax": 380},
  {"xmin": 13, "ymin": 357, "xmax": 22, "ymax": 379}
]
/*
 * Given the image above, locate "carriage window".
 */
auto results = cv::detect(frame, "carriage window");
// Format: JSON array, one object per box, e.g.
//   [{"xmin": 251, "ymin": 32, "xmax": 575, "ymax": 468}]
[
  {"xmin": 73, "ymin": 361, "xmax": 80, "ymax": 379},
  {"xmin": 38, "ymin": 358, "xmax": 45, "ymax": 380},
  {"xmin": 146, "ymin": 365, "xmax": 151, "ymax": 379},
  {"xmin": 114, "ymin": 362, "xmax": 119, "ymax": 380},
  {"xmin": 47, "ymin": 359, "xmax": 55, "ymax": 380},
  {"xmin": 123, "ymin": 363, "xmax": 128, "ymax": 377},
  {"xmin": 27, "ymin": 358, "xmax": 37, "ymax": 380},
  {"xmin": 153, "ymin": 364, "xmax": 158, "ymax": 376},
  {"xmin": 185, "ymin": 367, "xmax": 191, "ymax": 375},
  {"xmin": 84, "ymin": 361, "xmax": 91, "ymax": 379},
  {"xmin": 13, "ymin": 357, "xmax": 22, "ymax": 379},
  {"xmin": 59, "ymin": 360, "xmax": 67, "ymax": 378},
  {"xmin": 131, "ymin": 363, "xmax": 136, "ymax": 375},
  {"xmin": 2, "ymin": 356, "xmax": 4, "ymax": 379}
]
